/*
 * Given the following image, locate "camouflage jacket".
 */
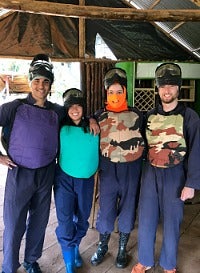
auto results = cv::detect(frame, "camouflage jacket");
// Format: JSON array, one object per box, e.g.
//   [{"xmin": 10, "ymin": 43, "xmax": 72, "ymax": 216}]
[
  {"xmin": 96, "ymin": 107, "xmax": 145, "ymax": 163},
  {"xmin": 146, "ymin": 104, "xmax": 187, "ymax": 168},
  {"xmin": 146, "ymin": 103, "xmax": 199, "ymax": 170}
]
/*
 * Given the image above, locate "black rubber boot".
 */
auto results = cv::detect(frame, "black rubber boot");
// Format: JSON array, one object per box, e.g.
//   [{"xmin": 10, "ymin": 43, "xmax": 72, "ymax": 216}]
[
  {"xmin": 91, "ymin": 233, "xmax": 111, "ymax": 266},
  {"xmin": 115, "ymin": 232, "xmax": 130, "ymax": 268}
]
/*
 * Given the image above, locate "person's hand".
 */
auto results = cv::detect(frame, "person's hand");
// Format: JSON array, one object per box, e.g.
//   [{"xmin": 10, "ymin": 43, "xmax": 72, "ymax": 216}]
[
  {"xmin": 0, "ymin": 155, "xmax": 17, "ymax": 169},
  {"xmin": 180, "ymin": 186, "xmax": 195, "ymax": 201},
  {"xmin": 89, "ymin": 118, "xmax": 100, "ymax": 135}
]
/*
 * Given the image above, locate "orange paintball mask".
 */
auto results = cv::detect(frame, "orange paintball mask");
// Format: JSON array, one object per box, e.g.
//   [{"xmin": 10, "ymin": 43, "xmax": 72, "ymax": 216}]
[{"xmin": 106, "ymin": 87, "xmax": 128, "ymax": 112}]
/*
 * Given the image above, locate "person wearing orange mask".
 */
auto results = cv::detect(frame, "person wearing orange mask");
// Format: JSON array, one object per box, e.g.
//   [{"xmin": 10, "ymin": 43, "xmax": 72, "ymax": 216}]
[{"xmin": 91, "ymin": 68, "xmax": 145, "ymax": 269}]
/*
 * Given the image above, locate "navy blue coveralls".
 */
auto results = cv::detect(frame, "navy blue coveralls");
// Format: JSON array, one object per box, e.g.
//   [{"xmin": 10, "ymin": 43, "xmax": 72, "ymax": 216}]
[
  {"xmin": 96, "ymin": 157, "xmax": 143, "ymax": 233},
  {"xmin": 137, "ymin": 103, "xmax": 200, "ymax": 270},
  {"xmin": 0, "ymin": 94, "xmax": 65, "ymax": 273},
  {"xmin": 54, "ymin": 168, "xmax": 94, "ymax": 250}
]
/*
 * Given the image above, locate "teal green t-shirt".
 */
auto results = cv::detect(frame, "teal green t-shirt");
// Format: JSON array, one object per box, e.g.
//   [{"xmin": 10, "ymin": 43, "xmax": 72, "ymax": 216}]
[{"xmin": 59, "ymin": 125, "xmax": 99, "ymax": 178}]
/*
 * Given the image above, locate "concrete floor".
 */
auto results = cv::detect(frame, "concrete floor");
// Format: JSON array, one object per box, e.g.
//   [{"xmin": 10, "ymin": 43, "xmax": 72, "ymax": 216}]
[{"xmin": 0, "ymin": 165, "xmax": 200, "ymax": 273}]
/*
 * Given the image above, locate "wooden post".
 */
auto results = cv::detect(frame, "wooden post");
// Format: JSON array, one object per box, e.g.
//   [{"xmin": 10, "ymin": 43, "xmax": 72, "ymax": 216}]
[{"xmin": 79, "ymin": 0, "xmax": 85, "ymax": 58}]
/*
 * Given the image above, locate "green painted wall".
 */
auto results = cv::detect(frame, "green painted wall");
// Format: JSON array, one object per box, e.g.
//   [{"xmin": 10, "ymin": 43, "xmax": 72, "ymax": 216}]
[{"xmin": 115, "ymin": 62, "xmax": 135, "ymax": 106}]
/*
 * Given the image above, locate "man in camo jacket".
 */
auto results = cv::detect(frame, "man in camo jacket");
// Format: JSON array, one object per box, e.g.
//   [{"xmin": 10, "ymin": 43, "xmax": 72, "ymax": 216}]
[{"xmin": 131, "ymin": 63, "xmax": 200, "ymax": 273}]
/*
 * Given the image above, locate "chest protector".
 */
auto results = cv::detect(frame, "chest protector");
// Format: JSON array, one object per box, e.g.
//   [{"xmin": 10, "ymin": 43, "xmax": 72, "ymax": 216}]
[
  {"xmin": 59, "ymin": 126, "xmax": 99, "ymax": 178},
  {"xmin": 146, "ymin": 113, "xmax": 187, "ymax": 168},
  {"xmin": 98, "ymin": 111, "xmax": 144, "ymax": 163},
  {"xmin": 8, "ymin": 103, "xmax": 59, "ymax": 169}
]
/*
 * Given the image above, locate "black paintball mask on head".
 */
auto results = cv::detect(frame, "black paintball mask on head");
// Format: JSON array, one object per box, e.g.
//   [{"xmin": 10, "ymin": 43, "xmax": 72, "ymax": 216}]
[
  {"xmin": 155, "ymin": 63, "xmax": 182, "ymax": 88},
  {"xmin": 104, "ymin": 67, "xmax": 127, "ymax": 90},
  {"xmin": 28, "ymin": 54, "xmax": 54, "ymax": 84},
  {"xmin": 63, "ymin": 88, "xmax": 85, "ymax": 111}
]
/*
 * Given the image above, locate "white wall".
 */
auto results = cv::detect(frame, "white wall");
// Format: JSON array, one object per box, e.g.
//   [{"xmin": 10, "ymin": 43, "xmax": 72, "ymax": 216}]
[{"xmin": 136, "ymin": 62, "xmax": 200, "ymax": 79}]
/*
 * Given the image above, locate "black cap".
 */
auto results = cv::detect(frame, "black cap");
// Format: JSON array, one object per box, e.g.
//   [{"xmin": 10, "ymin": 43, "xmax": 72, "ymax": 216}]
[
  {"xmin": 63, "ymin": 88, "xmax": 85, "ymax": 109},
  {"xmin": 155, "ymin": 63, "xmax": 182, "ymax": 88},
  {"xmin": 28, "ymin": 54, "xmax": 54, "ymax": 84},
  {"xmin": 104, "ymin": 68, "xmax": 127, "ymax": 89}
]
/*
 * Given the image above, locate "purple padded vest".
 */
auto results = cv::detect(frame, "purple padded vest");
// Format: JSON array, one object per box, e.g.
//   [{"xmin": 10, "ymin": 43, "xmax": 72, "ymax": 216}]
[{"xmin": 8, "ymin": 103, "xmax": 59, "ymax": 169}]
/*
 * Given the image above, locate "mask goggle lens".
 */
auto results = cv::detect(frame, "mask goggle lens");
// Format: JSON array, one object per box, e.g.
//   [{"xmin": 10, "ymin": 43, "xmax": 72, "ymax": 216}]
[
  {"xmin": 63, "ymin": 89, "xmax": 83, "ymax": 102},
  {"xmin": 155, "ymin": 64, "xmax": 181, "ymax": 78},
  {"xmin": 29, "ymin": 60, "xmax": 53, "ymax": 72},
  {"xmin": 104, "ymin": 68, "xmax": 126, "ymax": 81}
]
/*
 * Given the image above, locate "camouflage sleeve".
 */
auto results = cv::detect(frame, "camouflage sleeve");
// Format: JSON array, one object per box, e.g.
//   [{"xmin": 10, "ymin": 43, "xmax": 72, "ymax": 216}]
[
  {"xmin": 129, "ymin": 106, "xmax": 147, "ymax": 159},
  {"xmin": 184, "ymin": 108, "xmax": 200, "ymax": 190},
  {"xmin": 129, "ymin": 106, "xmax": 145, "ymax": 131},
  {"xmin": 94, "ymin": 107, "xmax": 104, "ymax": 119}
]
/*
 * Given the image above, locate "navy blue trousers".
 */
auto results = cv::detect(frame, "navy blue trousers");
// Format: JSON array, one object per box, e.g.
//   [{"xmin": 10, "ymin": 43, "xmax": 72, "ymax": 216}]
[
  {"xmin": 2, "ymin": 162, "xmax": 56, "ymax": 273},
  {"xmin": 138, "ymin": 162, "xmax": 185, "ymax": 270},
  {"xmin": 96, "ymin": 157, "xmax": 142, "ymax": 234},
  {"xmin": 54, "ymin": 166, "xmax": 94, "ymax": 251}
]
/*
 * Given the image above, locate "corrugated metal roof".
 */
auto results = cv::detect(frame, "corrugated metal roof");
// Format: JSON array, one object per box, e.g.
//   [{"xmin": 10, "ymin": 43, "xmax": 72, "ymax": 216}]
[{"xmin": 126, "ymin": 0, "xmax": 200, "ymax": 59}]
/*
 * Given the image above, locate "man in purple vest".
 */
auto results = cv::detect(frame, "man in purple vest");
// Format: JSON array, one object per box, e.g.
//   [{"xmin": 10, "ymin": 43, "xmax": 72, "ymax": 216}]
[{"xmin": 0, "ymin": 54, "xmax": 65, "ymax": 273}]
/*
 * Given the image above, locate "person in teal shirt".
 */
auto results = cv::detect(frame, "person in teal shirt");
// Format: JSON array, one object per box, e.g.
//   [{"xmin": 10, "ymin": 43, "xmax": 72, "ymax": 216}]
[{"xmin": 54, "ymin": 88, "xmax": 99, "ymax": 273}]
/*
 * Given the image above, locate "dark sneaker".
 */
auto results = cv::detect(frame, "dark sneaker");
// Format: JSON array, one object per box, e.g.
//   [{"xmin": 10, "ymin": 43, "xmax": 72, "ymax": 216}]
[{"xmin": 23, "ymin": 261, "xmax": 42, "ymax": 273}]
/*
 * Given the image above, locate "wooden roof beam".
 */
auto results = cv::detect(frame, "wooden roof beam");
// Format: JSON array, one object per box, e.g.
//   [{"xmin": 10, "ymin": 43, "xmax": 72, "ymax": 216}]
[{"xmin": 0, "ymin": 0, "xmax": 200, "ymax": 22}]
